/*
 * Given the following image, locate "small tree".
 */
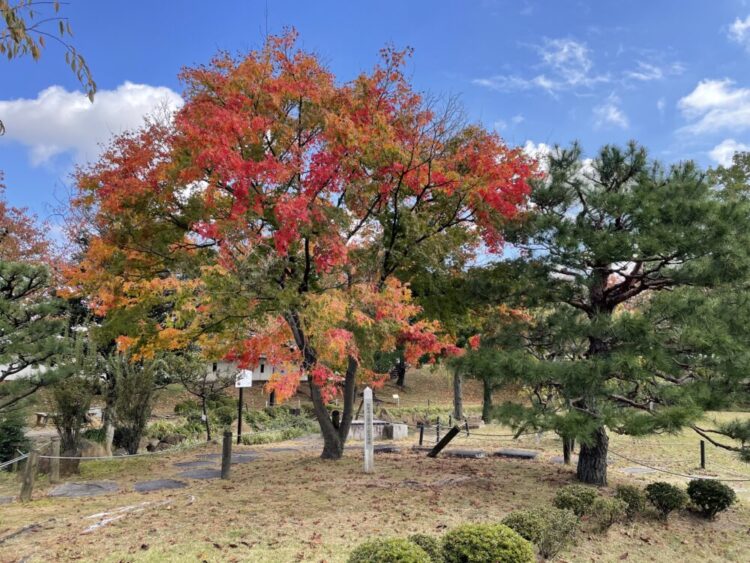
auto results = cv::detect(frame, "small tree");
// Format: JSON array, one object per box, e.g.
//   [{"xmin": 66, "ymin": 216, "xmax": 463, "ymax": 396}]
[
  {"xmin": 51, "ymin": 372, "xmax": 95, "ymax": 473},
  {"xmin": 171, "ymin": 353, "xmax": 235, "ymax": 441},
  {"xmin": 50, "ymin": 330, "xmax": 99, "ymax": 473},
  {"xmin": 108, "ymin": 353, "xmax": 164, "ymax": 454}
]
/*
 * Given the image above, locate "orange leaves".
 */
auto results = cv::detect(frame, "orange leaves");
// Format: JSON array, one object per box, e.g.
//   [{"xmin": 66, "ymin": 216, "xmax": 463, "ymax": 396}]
[
  {"xmin": 264, "ymin": 367, "xmax": 304, "ymax": 403},
  {"xmin": 226, "ymin": 317, "xmax": 300, "ymax": 370}
]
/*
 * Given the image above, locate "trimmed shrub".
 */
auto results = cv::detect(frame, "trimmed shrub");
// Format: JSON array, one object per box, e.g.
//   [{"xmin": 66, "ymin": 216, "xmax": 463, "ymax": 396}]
[
  {"xmin": 348, "ymin": 538, "xmax": 431, "ymax": 563},
  {"xmin": 645, "ymin": 482, "xmax": 688, "ymax": 520},
  {"xmin": 442, "ymin": 523, "xmax": 535, "ymax": 563},
  {"xmin": 590, "ymin": 497, "xmax": 627, "ymax": 532},
  {"xmin": 553, "ymin": 484, "xmax": 599, "ymax": 516},
  {"xmin": 408, "ymin": 534, "xmax": 443, "ymax": 562},
  {"xmin": 502, "ymin": 507, "xmax": 578, "ymax": 559},
  {"xmin": 687, "ymin": 479, "xmax": 737, "ymax": 519},
  {"xmin": 501, "ymin": 510, "xmax": 545, "ymax": 544},
  {"xmin": 614, "ymin": 485, "xmax": 647, "ymax": 520}
]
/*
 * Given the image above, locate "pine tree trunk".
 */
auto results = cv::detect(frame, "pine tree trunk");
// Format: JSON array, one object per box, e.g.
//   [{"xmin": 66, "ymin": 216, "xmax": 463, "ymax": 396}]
[
  {"xmin": 576, "ymin": 426, "xmax": 608, "ymax": 485},
  {"xmin": 482, "ymin": 379, "xmax": 493, "ymax": 423},
  {"xmin": 453, "ymin": 370, "xmax": 463, "ymax": 420}
]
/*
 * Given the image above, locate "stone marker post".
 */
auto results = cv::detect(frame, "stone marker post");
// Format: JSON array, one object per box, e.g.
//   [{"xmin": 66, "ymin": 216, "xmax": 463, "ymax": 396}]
[
  {"xmin": 50, "ymin": 437, "xmax": 61, "ymax": 484},
  {"xmin": 363, "ymin": 387, "xmax": 374, "ymax": 474}
]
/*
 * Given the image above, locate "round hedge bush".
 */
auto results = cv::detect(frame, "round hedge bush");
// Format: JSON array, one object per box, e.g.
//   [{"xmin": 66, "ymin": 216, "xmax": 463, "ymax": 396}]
[
  {"xmin": 687, "ymin": 479, "xmax": 737, "ymax": 519},
  {"xmin": 590, "ymin": 496, "xmax": 628, "ymax": 531},
  {"xmin": 409, "ymin": 534, "xmax": 444, "ymax": 562},
  {"xmin": 442, "ymin": 523, "xmax": 534, "ymax": 563},
  {"xmin": 552, "ymin": 484, "xmax": 599, "ymax": 516},
  {"xmin": 645, "ymin": 482, "xmax": 688, "ymax": 520},
  {"xmin": 502, "ymin": 507, "xmax": 578, "ymax": 559},
  {"xmin": 614, "ymin": 485, "xmax": 647, "ymax": 520},
  {"xmin": 348, "ymin": 538, "xmax": 431, "ymax": 563}
]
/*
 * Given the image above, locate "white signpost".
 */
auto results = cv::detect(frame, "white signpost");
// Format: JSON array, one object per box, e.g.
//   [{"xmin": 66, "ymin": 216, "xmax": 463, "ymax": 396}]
[
  {"xmin": 235, "ymin": 369, "xmax": 253, "ymax": 388},
  {"xmin": 363, "ymin": 386, "xmax": 374, "ymax": 473}
]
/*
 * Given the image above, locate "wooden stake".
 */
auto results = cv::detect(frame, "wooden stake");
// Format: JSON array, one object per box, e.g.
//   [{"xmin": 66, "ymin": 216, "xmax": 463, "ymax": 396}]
[
  {"xmin": 50, "ymin": 437, "xmax": 60, "ymax": 484},
  {"xmin": 19, "ymin": 451, "xmax": 39, "ymax": 502},
  {"xmin": 221, "ymin": 430, "xmax": 232, "ymax": 479}
]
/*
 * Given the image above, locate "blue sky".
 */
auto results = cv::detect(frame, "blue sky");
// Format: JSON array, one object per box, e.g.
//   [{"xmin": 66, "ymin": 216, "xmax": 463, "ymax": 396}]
[{"xmin": 2, "ymin": 0, "xmax": 750, "ymax": 223}]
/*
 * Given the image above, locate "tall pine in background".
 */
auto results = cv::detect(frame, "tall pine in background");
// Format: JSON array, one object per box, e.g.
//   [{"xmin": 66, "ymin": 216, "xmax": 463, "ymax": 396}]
[{"xmin": 490, "ymin": 142, "xmax": 750, "ymax": 485}]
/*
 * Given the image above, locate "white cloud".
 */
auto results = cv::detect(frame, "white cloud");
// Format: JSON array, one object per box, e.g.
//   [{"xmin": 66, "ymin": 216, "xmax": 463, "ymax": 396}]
[
  {"xmin": 624, "ymin": 60, "xmax": 684, "ymax": 82},
  {"xmin": 493, "ymin": 114, "xmax": 524, "ymax": 131},
  {"xmin": 593, "ymin": 94, "xmax": 629, "ymax": 129},
  {"xmin": 656, "ymin": 97, "xmax": 666, "ymax": 114},
  {"xmin": 473, "ymin": 38, "xmax": 608, "ymax": 94},
  {"xmin": 709, "ymin": 139, "xmax": 750, "ymax": 166},
  {"xmin": 678, "ymin": 79, "xmax": 750, "ymax": 135},
  {"xmin": 728, "ymin": 15, "xmax": 750, "ymax": 50},
  {"xmin": 0, "ymin": 82, "xmax": 183, "ymax": 166}
]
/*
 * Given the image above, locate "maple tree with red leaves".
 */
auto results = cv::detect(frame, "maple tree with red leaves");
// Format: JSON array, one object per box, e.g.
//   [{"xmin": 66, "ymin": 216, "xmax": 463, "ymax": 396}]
[
  {"xmin": 68, "ymin": 31, "xmax": 535, "ymax": 459},
  {"xmin": 0, "ymin": 172, "xmax": 52, "ymax": 264}
]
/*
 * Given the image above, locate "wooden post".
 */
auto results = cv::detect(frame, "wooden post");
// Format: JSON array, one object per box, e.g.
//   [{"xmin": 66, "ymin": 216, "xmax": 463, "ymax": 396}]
[
  {"xmin": 418, "ymin": 423, "xmax": 424, "ymax": 446},
  {"xmin": 237, "ymin": 387, "xmax": 244, "ymax": 445},
  {"xmin": 436, "ymin": 418, "xmax": 441, "ymax": 443},
  {"xmin": 221, "ymin": 430, "xmax": 232, "ymax": 479},
  {"xmin": 19, "ymin": 451, "xmax": 39, "ymax": 502},
  {"xmin": 464, "ymin": 419, "xmax": 470, "ymax": 437},
  {"xmin": 700, "ymin": 440, "xmax": 706, "ymax": 469},
  {"xmin": 50, "ymin": 437, "xmax": 61, "ymax": 484},
  {"xmin": 363, "ymin": 387, "xmax": 374, "ymax": 474},
  {"xmin": 427, "ymin": 425, "xmax": 461, "ymax": 458}
]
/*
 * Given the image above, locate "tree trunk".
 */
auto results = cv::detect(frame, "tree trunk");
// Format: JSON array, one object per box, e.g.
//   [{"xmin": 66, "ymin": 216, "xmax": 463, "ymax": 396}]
[
  {"xmin": 453, "ymin": 370, "xmax": 463, "ymax": 420},
  {"xmin": 576, "ymin": 426, "xmax": 608, "ymax": 485},
  {"xmin": 482, "ymin": 378, "xmax": 493, "ymax": 423},
  {"xmin": 563, "ymin": 436, "xmax": 574, "ymax": 465},
  {"xmin": 202, "ymin": 396, "xmax": 211, "ymax": 441},
  {"xmin": 395, "ymin": 357, "xmax": 406, "ymax": 387},
  {"xmin": 285, "ymin": 310, "xmax": 357, "ymax": 460},
  {"xmin": 103, "ymin": 407, "xmax": 115, "ymax": 457}
]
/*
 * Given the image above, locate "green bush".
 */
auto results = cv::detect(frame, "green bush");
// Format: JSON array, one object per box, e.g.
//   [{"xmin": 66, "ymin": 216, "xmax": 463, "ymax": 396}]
[
  {"xmin": 645, "ymin": 482, "xmax": 688, "ymax": 520},
  {"xmin": 552, "ymin": 484, "xmax": 599, "ymax": 516},
  {"xmin": 408, "ymin": 534, "xmax": 443, "ymax": 562},
  {"xmin": 244, "ymin": 405, "xmax": 317, "ymax": 433},
  {"xmin": 590, "ymin": 497, "xmax": 627, "ymax": 532},
  {"xmin": 145, "ymin": 420, "xmax": 192, "ymax": 441},
  {"xmin": 240, "ymin": 427, "xmax": 309, "ymax": 445},
  {"xmin": 348, "ymin": 538, "xmax": 431, "ymax": 563},
  {"xmin": 0, "ymin": 410, "xmax": 29, "ymax": 466},
  {"xmin": 614, "ymin": 485, "xmax": 647, "ymax": 520},
  {"xmin": 502, "ymin": 507, "xmax": 577, "ymax": 559},
  {"xmin": 687, "ymin": 479, "xmax": 737, "ymax": 519},
  {"xmin": 500, "ymin": 510, "xmax": 545, "ymax": 544},
  {"xmin": 442, "ymin": 523, "xmax": 534, "ymax": 563},
  {"xmin": 81, "ymin": 427, "xmax": 107, "ymax": 444}
]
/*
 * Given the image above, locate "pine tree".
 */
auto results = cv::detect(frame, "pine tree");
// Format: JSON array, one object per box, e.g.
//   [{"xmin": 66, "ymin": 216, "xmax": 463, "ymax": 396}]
[
  {"xmin": 494, "ymin": 142, "xmax": 750, "ymax": 485},
  {"xmin": 0, "ymin": 261, "xmax": 70, "ymax": 410}
]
